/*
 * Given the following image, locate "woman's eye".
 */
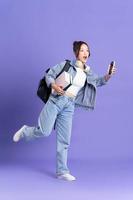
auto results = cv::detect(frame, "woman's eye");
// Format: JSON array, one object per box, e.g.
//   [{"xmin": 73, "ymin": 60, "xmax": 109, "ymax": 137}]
[{"xmin": 80, "ymin": 49, "xmax": 89, "ymax": 52}]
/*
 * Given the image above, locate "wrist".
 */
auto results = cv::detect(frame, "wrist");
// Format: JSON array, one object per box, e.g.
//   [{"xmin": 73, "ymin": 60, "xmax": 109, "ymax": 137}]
[
  {"xmin": 104, "ymin": 74, "xmax": 111, "ymax": 81},
  {"xmin": 51, "ymin": 83, "xmax": 57, "ymax": 89}
]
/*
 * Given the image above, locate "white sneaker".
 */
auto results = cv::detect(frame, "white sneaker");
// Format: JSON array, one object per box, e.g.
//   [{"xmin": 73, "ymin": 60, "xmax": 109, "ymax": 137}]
[
  {"xmin": 13, "ymin": 125, "xmax": 27, "ymax": 142},
  {"xmin": 57, "ymin": 173, "xmax": 76, "ymax": 181}
]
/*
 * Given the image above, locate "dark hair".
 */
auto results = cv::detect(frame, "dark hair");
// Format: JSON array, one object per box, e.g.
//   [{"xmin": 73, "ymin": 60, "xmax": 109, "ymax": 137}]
[{"xmin": 73, "ymin": 41, "xmax": 90, "ymax": 57}]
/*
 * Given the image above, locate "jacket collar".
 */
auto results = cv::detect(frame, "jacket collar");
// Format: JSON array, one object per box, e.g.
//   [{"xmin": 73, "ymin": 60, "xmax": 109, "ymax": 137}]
[{"xmin": 70, "ymin": 59, "xmax": 91, "ymax": 74}]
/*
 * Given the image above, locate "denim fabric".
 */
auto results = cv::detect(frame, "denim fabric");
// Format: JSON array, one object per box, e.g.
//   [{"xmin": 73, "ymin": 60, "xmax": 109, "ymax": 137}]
[
  {"xmin": 21, "ymin": 59, "xmax": 109, "ymax": 175},
  {"xmin": 22, "ymin": 94, "xmax": 75, "ymax": 175},
  {"xmin": 45, "ymin": 60, "xmax": 108, "ymax": 110}
]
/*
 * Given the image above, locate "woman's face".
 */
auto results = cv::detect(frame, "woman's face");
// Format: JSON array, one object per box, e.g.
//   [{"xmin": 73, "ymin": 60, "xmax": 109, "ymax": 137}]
[{"xmin": 77, "ymin": 44, "xmax": 90, "ymax": 64}]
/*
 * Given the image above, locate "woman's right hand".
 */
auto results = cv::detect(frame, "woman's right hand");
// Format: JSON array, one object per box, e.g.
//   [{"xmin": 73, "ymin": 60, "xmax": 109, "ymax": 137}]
[{"xmin": 51, "ymin": 83, "xmax": 65, "ymax": 95}]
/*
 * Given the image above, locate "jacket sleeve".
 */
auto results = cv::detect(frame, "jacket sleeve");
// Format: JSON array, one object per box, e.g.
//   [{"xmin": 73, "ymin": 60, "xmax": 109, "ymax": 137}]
[
  {"xmin": 88, "ymin": 68, "xmax": 108, "ymax": 87},
  {"xmin": 95, "ymin": 75, "xmax": 108, "ymax": 87},
  {"xmin": 45, "ymin": 61, "xmax": 66, "ymax": 88}
]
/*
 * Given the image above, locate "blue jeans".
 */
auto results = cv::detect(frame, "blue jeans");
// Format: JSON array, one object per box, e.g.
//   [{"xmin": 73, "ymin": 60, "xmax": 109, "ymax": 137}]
[{"xmin": 22, "ymin": 94, "xmax": 75, "ymax": 175}]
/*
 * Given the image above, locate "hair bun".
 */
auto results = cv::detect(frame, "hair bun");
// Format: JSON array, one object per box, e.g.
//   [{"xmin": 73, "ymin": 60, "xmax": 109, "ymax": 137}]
[{"xmin": 73, "ymin": 41, "xmax": 78, "ymax": 46}]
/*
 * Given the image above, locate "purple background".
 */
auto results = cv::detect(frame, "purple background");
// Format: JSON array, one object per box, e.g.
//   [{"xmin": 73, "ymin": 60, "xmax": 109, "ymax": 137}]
[{"xmin": 0, "ymin": 0, "xmax": 133, "ymax": 199}]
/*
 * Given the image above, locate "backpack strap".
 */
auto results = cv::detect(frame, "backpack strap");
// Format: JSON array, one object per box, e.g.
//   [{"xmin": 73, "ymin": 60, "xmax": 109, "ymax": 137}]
[
  {"xmin": 56, "ymin": 60, "xmax": 72, "ymax": 91},
  {"xmin": 56, "ymin": 59, "xmax": 71, "ymax": 78},
  {"xmin": 45, "ymin": 60, "xmax": 72, "ymax": 92},
  {"xmin": 45, "ymin": 60, "xmax": 71, "ymax": 77}
]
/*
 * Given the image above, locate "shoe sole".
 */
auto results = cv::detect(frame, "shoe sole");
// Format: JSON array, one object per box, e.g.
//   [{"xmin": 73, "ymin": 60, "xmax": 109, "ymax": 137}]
[{"xmin": 57, "ymin": 176, "xmax": 76, "ymax": 181}]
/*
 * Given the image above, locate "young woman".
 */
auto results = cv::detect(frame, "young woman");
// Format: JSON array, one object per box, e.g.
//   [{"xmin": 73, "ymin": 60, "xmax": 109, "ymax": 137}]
[{"xmin": 13, "ymin": 41, "xmax": 116, "ymax": 181}]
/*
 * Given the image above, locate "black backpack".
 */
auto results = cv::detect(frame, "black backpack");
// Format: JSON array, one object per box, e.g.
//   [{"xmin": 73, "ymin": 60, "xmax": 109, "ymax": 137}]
[{"xmin": 37, "ymin": 60, "xmax": 72, "ymax": 103}]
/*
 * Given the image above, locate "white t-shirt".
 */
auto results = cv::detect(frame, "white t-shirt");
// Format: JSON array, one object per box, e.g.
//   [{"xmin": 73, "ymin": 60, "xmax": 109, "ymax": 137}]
[{"xmin": 66, "ymin": 67, "xmax": 86, "ymax": 97}]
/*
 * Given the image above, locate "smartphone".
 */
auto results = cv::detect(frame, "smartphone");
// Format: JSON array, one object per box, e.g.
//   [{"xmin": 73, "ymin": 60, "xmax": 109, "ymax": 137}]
[{"xmin": 108, "ymin": 61, "xmax": 115, "ymax": 75}]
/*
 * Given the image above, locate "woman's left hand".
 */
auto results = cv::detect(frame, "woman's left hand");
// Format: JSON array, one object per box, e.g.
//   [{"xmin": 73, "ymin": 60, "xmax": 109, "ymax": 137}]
[
  {"xmin": 107, "ymin": 64, "xmax": 117, "ymax": 76},
  {"xmin": 104, "ymin": 64, "xmax": 117, "ymax": 81}
]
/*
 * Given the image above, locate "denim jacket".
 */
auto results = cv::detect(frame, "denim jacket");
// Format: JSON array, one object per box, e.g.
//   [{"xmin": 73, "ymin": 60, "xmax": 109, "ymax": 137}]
[{"xmin": 45, "ymin": 60, "xmax": 108, "ymax": 110}]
